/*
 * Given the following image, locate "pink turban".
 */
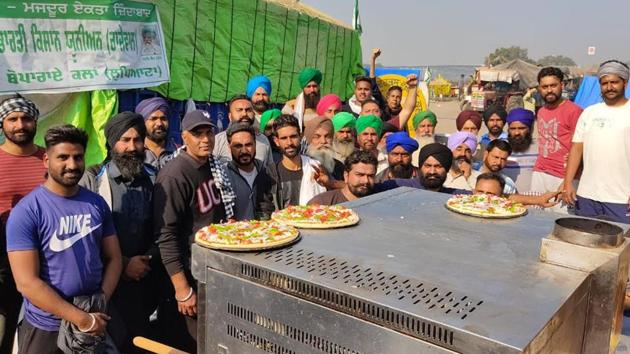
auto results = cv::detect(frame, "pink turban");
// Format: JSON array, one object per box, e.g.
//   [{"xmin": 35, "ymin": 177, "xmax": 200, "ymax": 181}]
[{"xmin": 316, "ymin": 94, "xmax": 342, "ymax": 116}]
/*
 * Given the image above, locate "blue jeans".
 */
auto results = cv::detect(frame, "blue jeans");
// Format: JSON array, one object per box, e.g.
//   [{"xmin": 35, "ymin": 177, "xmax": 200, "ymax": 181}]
[{"xmin": 576, "ymin": 195, "xmax": 630, "ymax": 225}]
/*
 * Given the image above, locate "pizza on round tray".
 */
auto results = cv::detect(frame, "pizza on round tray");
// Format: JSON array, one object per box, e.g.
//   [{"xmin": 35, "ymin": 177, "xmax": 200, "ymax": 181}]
[
  {"xmin": 195, "ymin": 220, "xmax": 300, "ymax": 251},
  {"xmin": 271, "ymin": 205, "xmax": 360, "ymax": 229},
  {"xmin": 445, "ymin": 194, "xmax": 527, "ymax": 219}
]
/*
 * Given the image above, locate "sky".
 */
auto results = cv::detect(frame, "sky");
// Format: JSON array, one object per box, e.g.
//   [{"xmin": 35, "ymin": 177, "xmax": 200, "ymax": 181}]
[{"xmin": 301, "ymin": 0, "xmax": 630, "ymax": 67}]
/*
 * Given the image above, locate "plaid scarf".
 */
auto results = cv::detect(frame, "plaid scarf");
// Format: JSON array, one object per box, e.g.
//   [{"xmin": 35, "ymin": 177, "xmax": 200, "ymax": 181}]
[
  {"xmin": 171, "ymin": 146, "xmax": 235, "ymax": 220},
  {"xmin": 0, "ymin": 95, "xmax": 39, "ymax": 128}
]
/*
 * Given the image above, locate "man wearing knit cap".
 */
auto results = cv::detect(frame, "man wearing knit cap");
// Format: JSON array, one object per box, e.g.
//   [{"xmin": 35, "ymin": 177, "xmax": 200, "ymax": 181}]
[
  {"xmin": 135, "ymin": 96, "xmax": 177, "ymax": 170},
  {"xmin": 375, "ymin": 132, "xmax": 419, "ymax": 183},
  {"xmin": 80, "ymin": 112, "xmax": 160, "ymax": 353},
  {"xmin": 0, "ymin": 94, "xmax": 46, "ymax": 353},
  {"xmin": 355, "ymin": 115, "xmax": 382, "ymax": 160},
  {"xmin": 303, "ymin": 116, "xmax": 344, "ymax": 181},
  {"xmin": 331, "ymin": 112, "xmax": 356, "ymax": 162},
  {"xmin": 479, "ymin": 105, "xmax": 508, "ymax": 148},
  {"xmin": 213, "ymin": 94, "xmax": 272, "ymax": 167},
  {"xmin": 375, "ymin": 142, "xmax": 464, "ymax": 194},
  {"xmin": 563, "ymin": 59, "xmax": 630, "ymax": 224},
  {"xmin": 410, "ymin": 110, "xmax": 437, "ymax": 167},
  {"xmin": 532, "ymin": 67, "xmax": 583, "ymax": 213},
  {"xmin": 316, "ymin": 94, "xmax": 342, "ymax": 119},
  {"xmin": 282, "ymin": 67, "xmax": 322, "ymax": 126},
  {"xmin": 503, "ymin": 107, "xmax": 538, "ymax": 192},
  {"xmin": 246, "ymin": 75, "xmax": 272, "ymax": 119},
  {"xmin": 444, "ymin": 132, "xmax": 481, "ymax": 191},
  {"xmin": 456, "ymin": 110, "xmax": 483, "ymax": 135}
]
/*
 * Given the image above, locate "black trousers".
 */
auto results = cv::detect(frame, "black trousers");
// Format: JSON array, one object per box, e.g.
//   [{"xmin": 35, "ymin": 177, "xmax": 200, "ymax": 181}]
[
  {"xmin": 0, "ymin": 274, "xmax": 22, "ymax": 354},
  {"xmin": 17, "ymin": 321, "xmax": 62, "ymax": 354},
  {"xmin": 153, "ymin": 298, "xmax": 197, "ymax": 354},
  {"xmin": 108, "ymin": 273, "xmax": 161, "ymax": 354}
]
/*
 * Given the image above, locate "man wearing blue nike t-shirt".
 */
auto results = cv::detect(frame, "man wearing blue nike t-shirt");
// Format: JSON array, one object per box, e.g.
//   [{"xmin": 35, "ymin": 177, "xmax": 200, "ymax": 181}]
[{"xmin": 6, "ymin": 125, "xmax": 122, "ymax": 354}]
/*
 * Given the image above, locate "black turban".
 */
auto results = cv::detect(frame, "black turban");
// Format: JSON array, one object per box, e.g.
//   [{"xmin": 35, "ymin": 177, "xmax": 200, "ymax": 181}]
[
  {"xmin": 417, "ymin": 143, "xmax": 453, "ymax": 171},
  {"xmin": 104, "ymin": 112, "xmax": 146, "ymax": 149},
  {"xmin": 482, "ymin": 105, "xmax": 507, "ymax": 124}
]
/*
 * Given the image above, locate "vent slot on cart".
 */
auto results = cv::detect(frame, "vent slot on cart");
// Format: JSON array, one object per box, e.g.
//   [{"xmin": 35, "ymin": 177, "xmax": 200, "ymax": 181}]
[
  {"xmin": 241, "ymin": 263, "xmax": 456, "ymax": 348},
  {"xmin": 228, "ymin": 302, "xmax": 361, "ymax": 354},
  {"xmin": 227, "ymin": 324, "xmax": 295, "ymax": 354},
  {"xmin": 257, "ymin": 247, "xmax": 483, "ymax": 321}
]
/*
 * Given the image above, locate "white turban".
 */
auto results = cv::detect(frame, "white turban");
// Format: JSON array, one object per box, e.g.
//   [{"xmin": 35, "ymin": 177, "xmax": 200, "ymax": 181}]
[{"xmin": 598, "ymin": 60, "xmax": 629, "ymax": 81}]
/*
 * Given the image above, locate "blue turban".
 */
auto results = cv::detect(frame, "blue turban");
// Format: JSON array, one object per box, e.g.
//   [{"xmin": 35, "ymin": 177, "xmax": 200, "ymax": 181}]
[
  {"xmin": 506, "ymin": 107, "xmax": 535, "ymax": 129},
  {"xmin": 447, "ymin": 131, "xmax": 478, "ymax": 154},
  {"xmin": 385, "ymin": 132, "xmax": 419, "ymax": 154},
  {"xmin": 135, "ymin": 97, "xmax": 169, "ymax": 120},
  {"xmin": 246, "ymin": 75, "xmax": 272, "ymax": 99}
]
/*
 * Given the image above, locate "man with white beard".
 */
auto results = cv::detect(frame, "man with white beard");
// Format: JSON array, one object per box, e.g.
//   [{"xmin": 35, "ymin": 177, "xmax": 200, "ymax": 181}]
[
  {"xmin": 410, "ymin": 110, "xmax": 437, "ymax": 167},
  {"xmin": 303, "ymin": 116, "xmax": 344, "ymax": 181},
  {"xmin": 444, "ymin": 131, "xmax": 481, "ymax": 191},
  {"xmin": 331, "ymin": 112, "xmax": 356, "ymax": 162}
]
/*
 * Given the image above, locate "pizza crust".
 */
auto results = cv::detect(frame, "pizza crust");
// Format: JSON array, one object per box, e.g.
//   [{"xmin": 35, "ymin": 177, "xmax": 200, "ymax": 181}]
[
  {"xmin": 194, "ymin": 221, "xmax": 300, "ymax": 251},
  {"xmin": 271, "ymin": 205, "xmax": 360, "ymax": 229},
  {"xmin": 195, "ymin": 231, "xmax": 301, "ymax": 251},
  {"xmin": 445, "ymin": 195, "xmax": 528, "ymax": 219},
  {"xmin": 272, "ymin": 211, "xmax": 360, "ymax": 229}
]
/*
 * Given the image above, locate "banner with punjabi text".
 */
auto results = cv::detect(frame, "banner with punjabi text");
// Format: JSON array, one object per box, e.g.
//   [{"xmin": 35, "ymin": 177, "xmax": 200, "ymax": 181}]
[{"xmin": 0, "ymin": 0, "xmax": 170, "ymax": 94}]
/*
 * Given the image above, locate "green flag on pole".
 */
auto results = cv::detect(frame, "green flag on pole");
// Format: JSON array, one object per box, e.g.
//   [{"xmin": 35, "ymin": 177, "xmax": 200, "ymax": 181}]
[
  {"xmin": 423, "ymin": 66, "xmax": 433, "ymax": 83},
  {"xmin": 353, "ymin": 0, "xmax": 362, "ymax": 34}
]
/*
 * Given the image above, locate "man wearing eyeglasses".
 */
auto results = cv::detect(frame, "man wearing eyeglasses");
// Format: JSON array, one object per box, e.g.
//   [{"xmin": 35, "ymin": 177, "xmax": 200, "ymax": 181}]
[{"xmin": 563, "ymin": 60, "xmax": 630, "ymax": 224}]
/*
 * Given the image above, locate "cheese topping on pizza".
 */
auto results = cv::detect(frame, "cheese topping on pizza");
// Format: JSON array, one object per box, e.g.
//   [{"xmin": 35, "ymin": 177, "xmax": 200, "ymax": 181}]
[
  {"xmin": 196, "ymin": 220, "xmax": 298, "ymax": 246},
  {"xmin": 272, "ymin": 205, "xmax": 356, "ymax": 224},
  {"xmin": 446, "ymin": 194, "xmax": 526, "ymax": 216}
]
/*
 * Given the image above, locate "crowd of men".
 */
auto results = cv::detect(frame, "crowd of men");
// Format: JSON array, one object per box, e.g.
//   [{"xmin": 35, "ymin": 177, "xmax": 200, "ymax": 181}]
[{"xmin": 0, "ymin": 56, "xmax": 628, "ymax": 353}]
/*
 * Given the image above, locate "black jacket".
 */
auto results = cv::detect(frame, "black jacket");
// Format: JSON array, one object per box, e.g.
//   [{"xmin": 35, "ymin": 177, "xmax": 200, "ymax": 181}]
[
  {"xmin": 225, "ymin": 159, "xmax": 276, "ymax": 221},
  {"xmin": 153, "ymin": 153, "xmax": 226, "ymax": 278}
]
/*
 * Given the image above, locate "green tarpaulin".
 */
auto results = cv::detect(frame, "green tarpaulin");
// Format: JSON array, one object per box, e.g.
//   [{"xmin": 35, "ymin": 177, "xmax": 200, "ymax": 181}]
[
  {"xmin": 151, "ymin": 0, "xmax": 364, "ymax": 102},
  {"xmin": 33, "ymin": 90, "xmax": 118, "ymax": 166}
]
